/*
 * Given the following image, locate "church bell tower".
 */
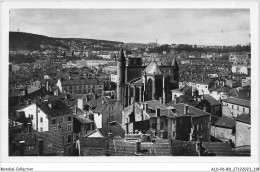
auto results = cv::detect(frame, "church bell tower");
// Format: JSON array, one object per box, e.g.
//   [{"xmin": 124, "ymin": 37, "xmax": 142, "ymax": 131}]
[{"xmin": 117, "ymin": 48, "xmax": 126, "ymax": 102}]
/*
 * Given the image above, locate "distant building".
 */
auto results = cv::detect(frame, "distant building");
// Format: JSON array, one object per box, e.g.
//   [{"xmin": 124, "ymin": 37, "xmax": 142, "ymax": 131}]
[{"xmin": 56, "ymin": 78, "xmax": 104, "ymax": 95}]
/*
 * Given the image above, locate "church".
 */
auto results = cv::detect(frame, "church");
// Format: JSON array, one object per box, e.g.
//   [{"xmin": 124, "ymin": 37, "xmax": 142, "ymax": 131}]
[{"xmin": 116, "ymin": 48, "xmax": 179, "ymax": 108}]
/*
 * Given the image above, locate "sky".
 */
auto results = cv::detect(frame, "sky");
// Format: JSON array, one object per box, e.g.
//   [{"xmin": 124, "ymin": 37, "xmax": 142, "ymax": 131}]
[{"xmin": 9, "ymin": 9, "xmax": 250, "ymax": 46}]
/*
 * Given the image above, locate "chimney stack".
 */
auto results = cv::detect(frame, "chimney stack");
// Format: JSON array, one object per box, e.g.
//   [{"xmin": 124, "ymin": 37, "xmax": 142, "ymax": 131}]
[
  {"xmin": 159, "ymin": 97, "xmax": 163, "ymax": 104},
  {"xmin": 48, "ymin": 98, "xmax": 52, "ymax": 108},
  {"xmin": 78, "ymin": 98, "xmax": 83, "ymax": 110},
  {"xmin": 131, "ymin": 97, "xmax": 135, "ymax": 105},
  {"xmin": 184, "ymin": 105, "xmax": 189, "ymax": 115},
  {"xmin": 156, "ymin": 108, "xmax": 160, "ymax": 118},
  {"xmin": 143, "ymin": 103, "xmax": 148, "ymax": 112},
  {"xmin": 203, "ymin": 106, "xmax": 207, "ymax": 112}
]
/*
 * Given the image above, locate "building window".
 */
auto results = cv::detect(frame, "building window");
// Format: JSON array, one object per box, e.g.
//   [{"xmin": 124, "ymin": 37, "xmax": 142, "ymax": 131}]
[
  {"xmin": 68, "ymin": 134, "xmax": 72, "ymax": 143},
  {"xmin": 226, "ymin": 103, "xmax": 228, "ymax": 107},
  {"xmin": 30, "ymin": 115, "xmax": 33, "ymax": 120},
  {"xmin": 68, "ymin": 116, "xmax": 72, "ymax": 121},
  {"xmin": 40, "ymin": 117, "xmax": 43, "ymax": 122},
  {"xmin": 52, "ymin": 119, "xmax": 56, "ymax": 124},
  {"xmin": 68, "ymin": 124, "xmax": 72, "ymax": 132},
  {"xmin": 232, "ymin": 105, "xmax": 234, "ymax": 109},
  {"xmin": 205, "ymin": 86, "xmax": 207, "ymax": 88},
  {"xmin": 60, "ymin": 117, "xmax": 64, "ymax": 123},
  {"xmin": 243, "ymin": 108, "xmax": 245, "ymax": 112}
]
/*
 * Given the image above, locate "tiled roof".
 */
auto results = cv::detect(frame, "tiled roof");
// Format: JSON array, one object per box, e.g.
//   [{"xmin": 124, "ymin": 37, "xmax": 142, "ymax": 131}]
[
  {"xmin": 86, "ymin": 96, "xmax": 113, "ymax": 109},
  {"xmin": 36, "ymin": 100, "xmax": 72, "ymax": 117},
  {"xmin": 98, "ymin": 124, "xmax": 125, "ymax": 138},
  {"xmin": 222, "ymin": 97, "xmax": 250, "ymax": 107},
  {"xmin": 61, "ymin": 78, "xmax": 99, "ymax": 86},
  {"xmin": 214, "ymin": 116, "xmax": 236, "ymax": 128},
  {"xmin": 92, "ymin": 103, "xmax": 107, "ymax": 113},
  {"xmin": 236, "ymin": 113, "xmax": 251, "ymax": 124},
  {"xmin": 228, "ymin": 88, "xmax": 250, "ymax": 101},
  {"xmin": 203, "ymin": 94, "xmax": 221, "ymax": 106},
  {"xmin": 74, "ymin": 115, "xmax": 93, "ymax": 124},
  {"xmin": 166, "ymin": 103, "xmax": 211, "ymax": 117},
  {"xmin": 80, "ymin": 137, "xmax": 107, "ymax": 148},
  {"xmin": 209, "ymin": 84, "xmax": 230, "ymax": 92},
  {"xmin": 144, "ymin": 100, "xmax": 168, "ymax": 110}
]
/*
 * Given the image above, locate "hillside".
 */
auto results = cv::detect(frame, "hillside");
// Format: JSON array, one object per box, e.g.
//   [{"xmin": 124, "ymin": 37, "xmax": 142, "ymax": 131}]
[{"xmin": 9, "ymin": 32, "xmax": 123, "ymax": 51}]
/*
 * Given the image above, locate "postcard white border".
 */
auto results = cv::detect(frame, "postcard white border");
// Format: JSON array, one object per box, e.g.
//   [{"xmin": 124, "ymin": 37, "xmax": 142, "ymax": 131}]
[{"xmin": 1, "ymin": 1, "xmax": 259, "ymax": 171}]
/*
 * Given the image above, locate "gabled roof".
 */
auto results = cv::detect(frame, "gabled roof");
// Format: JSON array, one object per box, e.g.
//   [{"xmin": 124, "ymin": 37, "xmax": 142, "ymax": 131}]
[
  {"xmin": 86, "ymin": 96, "xmax": 114, "ymax": 109},
  {"xmin": 236, "ymin": 113, "xmax": 251, "ymax": 124},
  {"xmin": 222, "ymin": 97, "xmax": 250, "ymax": 108},
  {"xmin": 74, "ymin": 115, "xmax": 93, "ymax": 124},
  {"xmin": 228, "ymin": 88, "xmax": 250, "ymax": 101},
  {"xmin": 203, "ymin": 94, "xmax": 221, "ymax": 106},
  {"xmin": 36, "ymin": 100, "xmax": 72, "ymax": 118},
  {"xmin": 214, "ymin": 116, "xmax": 236, "ymax": 128},
  {"xmin": 166, "ymin": 103, "xmax": 211, "ymax": 117},
  {"xmin": 98, "ymin": 124, "xmax": 125, "ymax": 138},
  {"xmin": 209, "ymin": 84, "xmax": 230, "ymax": 92},
  {"xmin": 144, "ymin": 62, "xmax": 162, "ymax": 75}
]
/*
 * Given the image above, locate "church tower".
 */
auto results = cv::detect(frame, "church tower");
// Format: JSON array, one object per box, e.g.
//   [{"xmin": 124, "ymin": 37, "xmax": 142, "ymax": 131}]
[{"xmin": 117, "ymin": 48, "xmax": 126, "ymax": 102}]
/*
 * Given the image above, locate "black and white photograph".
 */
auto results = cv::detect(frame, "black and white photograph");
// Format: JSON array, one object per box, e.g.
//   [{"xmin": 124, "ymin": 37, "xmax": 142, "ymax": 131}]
[{"xmin": 1, "ymin": 1, "xmax": 259, "ymax": 172}]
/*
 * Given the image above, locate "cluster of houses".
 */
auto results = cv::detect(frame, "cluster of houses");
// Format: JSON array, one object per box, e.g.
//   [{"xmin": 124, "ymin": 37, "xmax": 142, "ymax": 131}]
[{"xmin": 9, "ymin": 48, "xmax": 251, "ymax": 157}]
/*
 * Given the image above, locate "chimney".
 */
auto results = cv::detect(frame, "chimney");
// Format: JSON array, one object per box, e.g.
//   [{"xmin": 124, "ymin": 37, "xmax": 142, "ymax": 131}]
[
  {"xmin": 159, "ymin": 97, "xmax": 163, "ymax": 104},
  {"xmin": 184, "ymin": 105, "xmax": 189, "ymax": 115},
  {"xmin": 131, "ymin": 97, "xmax": 135, "ymax": 104},
  {"xmin": 75, "ymin": 106, "xmax": 78, "ymax": 115},
  {"xmin": 93, "ymin": 94, "xmax": 96, "ymax": 100},
  {"xmin": 156, "ymin": 108, "xmax": 160, "ymax": 118},
  {"xmin": 201, "ymin": 94, "xmax": 204, "ymax": 100},
  {"xmin": 203, "ymin": 106, "xmax": 207, "ymax": 112},
  {"xmin": 27, "ymin": 99, "xmax": 32, "ymax": 105},
  {"xmin": 78, "ymin": 98, "xmax": 83, "ymax": 110},
  {"xmin": 143, "ymin": 103, "xmax": 148, "ymax": 112},
  {"xmin": 48, "ymin": 98, "xmax": 52, "ymax": 108},
  {"xmin": 54, "ymin": 89, "xmax": 58, "ymax": 96},
  {"xmin": 27, "ymin": 122, "xmax": 32, "ymax": 133},
  {"xmin": 173, "ymin": 94, "xmax": 177, "ymax": 104}
]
